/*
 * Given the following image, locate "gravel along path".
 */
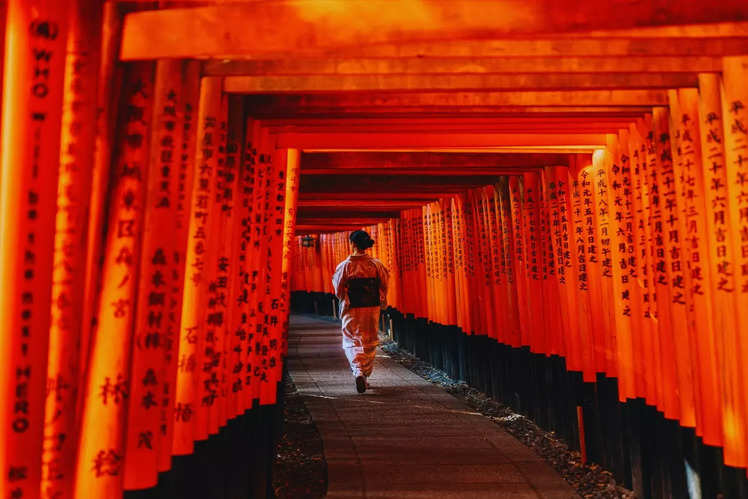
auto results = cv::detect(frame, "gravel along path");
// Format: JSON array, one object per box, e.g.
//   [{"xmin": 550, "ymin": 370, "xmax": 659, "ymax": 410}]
[{"xmin": 272, "ymin": 372, "xmax": 327, "ymax": 499}]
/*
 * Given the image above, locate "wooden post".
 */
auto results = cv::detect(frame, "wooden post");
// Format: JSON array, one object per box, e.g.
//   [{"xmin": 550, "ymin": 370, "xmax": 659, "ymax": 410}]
[
  {"xmin": 0, "ymin": 1, "xmax": 68, "ymax": 498},
  {"xmin": 157, "ymin": 59, "xmax": 199, "ymax": 473},
  {"xmin": 172, "ymin": 76, "xmax": 222, "ymax": 456},
  {"xmin": 720, "ymin": 56, "xmax": 748, "ymax": 469},
  {"xmin": 74, "ymin": 61, "xmax": 154, "ymax": 499},
  {"xmin": 122, "ymin": 58, "xmax": 184, "ymax": 491},
  {"xmin": 43, "ymin": 0, "xmax": 101, "ymax": 497}
]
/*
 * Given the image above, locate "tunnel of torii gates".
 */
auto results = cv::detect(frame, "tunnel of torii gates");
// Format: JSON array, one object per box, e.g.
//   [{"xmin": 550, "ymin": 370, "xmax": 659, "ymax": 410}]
[{"xmin": 4, "ymin": 0, "xmax": 748, "ymax": 498}]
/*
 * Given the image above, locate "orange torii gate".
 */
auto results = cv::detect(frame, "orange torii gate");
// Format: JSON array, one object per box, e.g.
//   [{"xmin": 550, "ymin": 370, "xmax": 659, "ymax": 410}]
[{"xmin": 1, "ymin": 0, "xmax": 748, "ymax": 498}]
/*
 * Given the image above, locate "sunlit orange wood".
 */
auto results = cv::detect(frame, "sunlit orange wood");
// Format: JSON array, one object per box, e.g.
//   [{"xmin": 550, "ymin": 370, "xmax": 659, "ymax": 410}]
[
  {"xmin": 496, "ymin": 179, "xmax": 521, "ymax": 347},
  {"xmin": 158, "ymin": 59, "xmax": 199, "ymax": 473},
  {"xmin": 589, "ymin": 150, "xmax": 618, "ymax": 377},
  {"xmin": 521, "ymin": 173, "xmax": 545, "ymax": 352},
  {"xmin": 671, "ymin": 88, "xmax": 723, "ymax": 445},
  {"xmin": 204, "ymin": 55, "xmax": 721, "ymax": 77},
  {"xmin": 42, "ymin": 1, "xmax": 101, "ymax": 497},
  {"xmin": 450, "ymin": 197, "xmax": 470, "ymax": 334},
  {"xmin": 547, "ymin": 166, "xmax": 583, "ymax": 373},
  {"xmin": 258, "ymin": 135, "xmax": 286, "ymax": 405},
  {"xmin": 279, "ymin": 148, "xmax": 301, "ymax": 368},
  {"xmin": 120, "ymin": 2, "xmax": 748, "ymax": 60},
  {"xmin": 698, "ymin": 73, "xmax": 735, "ymax": 453},
  {"xmin": 639, "ymin": 113, "xmax": 679, "ymax": 420},
  {"xmin": 74, "ymin": 62, "xmax": 154, "ymax": 499},
  {"xmin": 0, "ymin": 1, "xmax": 68, "ymax": 498},
  {"xmin": 224, "ymin": 72, "xmax": 696, "ymax": 93},
  {"xmin": 721, "ymin": 55, "xmax": 748, "ymax": 467},
  {"xmin": 217, "ymin": 94, "xmax": 242, "ymax": 428},
  {"xmin": 626, "ymin": 122, "xmax": 659, "ymax": 407},
  {"xmin": 652, "ymin": 106, "xmax": 697, "ymax": 427},
  {"xmin": 486, "ymin": 189, "xmax": 506, "ymax": 339},
  {"xmin": 225, "ymin": 95, "xmax": 248, "ymax": 420},
  {"xmin": 423, "ymin": 205, "xmax": 435, "ymax": 323},
  {"xmin": 667, "ymin": 91, "xmax": 704, "ymax": 432},
  {"xmin": 463, "ymin": 194, "xmax": 483, "ymax": 334},
  {"xmin": 604, "ymin": 133, "xmax": 637, "ymax": 401},
  {"xmin": 572, "ymin": 159, "xmax": 606, "ymax": 375},
  {"xmin": 343, "ymin": 37, "xmax": 748, "ymax": 59},
  {"xmin": 243, "ymin": 120, "xmax": 269, "ymax": 409},
  {"xmin": 123, "ymin": 59, "xmax": 183, "ymax": 490},
  {"xmin": 78, "ymin": 1, "xmax": 124, "ymax": 408},
  {"xmin": 472, "ymin": 191, "xmax": 493, "ymax": 336},
  {"xmin": 278, "ymin": 132, "xmax": 607, "ymax": 150},
  {"xmin": 388, "ymin": 219, "xmax": 403, "ymax": 310},
  {"xmin": 508, "ymin": 177, "xmax": 532, "ymax": 347},
  {"xmin": 200, "ymin": 91, "xmax": 229, "ymax": 437},
  {"xmin": 172, "ymin": 77, "xmax": 222, "ymax": 455},
  {"xmin": 536, "ymin": 172, "xmax": 561, "ymax": 357},
  {"xmin": 414, "ymin": 209, "xmax": 429, "ymax": 319}
]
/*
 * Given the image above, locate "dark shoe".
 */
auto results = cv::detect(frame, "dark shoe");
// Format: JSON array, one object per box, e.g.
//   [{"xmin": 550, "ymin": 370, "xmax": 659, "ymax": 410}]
[{"xmin": 355, "ymin": 376, "xmax": 366, "ymax": 393}]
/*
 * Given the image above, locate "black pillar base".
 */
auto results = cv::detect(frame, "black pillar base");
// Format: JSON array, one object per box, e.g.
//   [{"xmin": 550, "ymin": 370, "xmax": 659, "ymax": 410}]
[{"xmin": 381, "ymin": 307, "xmax": 748, "ymax": 499}]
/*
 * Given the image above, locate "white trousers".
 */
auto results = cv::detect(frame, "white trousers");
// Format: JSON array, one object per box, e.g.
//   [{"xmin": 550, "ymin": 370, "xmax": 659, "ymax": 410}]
[{"xmin": 341, "ymin": 306, "xmax": 380, "ymax": 378}]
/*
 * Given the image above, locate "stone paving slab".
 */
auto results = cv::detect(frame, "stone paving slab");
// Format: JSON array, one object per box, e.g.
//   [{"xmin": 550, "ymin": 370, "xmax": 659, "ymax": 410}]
[{"xmin": 287, "ymin": 315, "xmax": 579, "ymax": 499}]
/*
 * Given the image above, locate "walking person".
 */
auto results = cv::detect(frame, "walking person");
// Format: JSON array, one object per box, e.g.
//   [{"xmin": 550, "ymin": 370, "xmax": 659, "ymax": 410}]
[{"xmin": 332, "ymin": 230, "xmax": 389, "ymax": 393}]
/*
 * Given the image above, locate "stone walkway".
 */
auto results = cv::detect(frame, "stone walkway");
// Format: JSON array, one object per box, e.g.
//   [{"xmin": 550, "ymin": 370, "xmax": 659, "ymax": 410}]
[{"xmin": 286, "ymin": 315, "xmax": 579, "ymax": 498}]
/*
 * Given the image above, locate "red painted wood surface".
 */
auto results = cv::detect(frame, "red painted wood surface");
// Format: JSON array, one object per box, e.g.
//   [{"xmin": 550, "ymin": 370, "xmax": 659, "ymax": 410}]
[{"xmin": 3, "ymin": 4, "xmax": 748, "ymax": 497}]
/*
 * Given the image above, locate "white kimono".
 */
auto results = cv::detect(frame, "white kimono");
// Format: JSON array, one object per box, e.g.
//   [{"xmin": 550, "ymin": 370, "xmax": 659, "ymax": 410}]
[{"xmin": 332, "ymin": 254, "xmax": 389, "ymax": 378}]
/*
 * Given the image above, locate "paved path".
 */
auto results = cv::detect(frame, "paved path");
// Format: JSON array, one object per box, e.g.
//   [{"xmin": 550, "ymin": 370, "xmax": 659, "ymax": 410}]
[{"xmin": 286, "ymin": 315, "xmax": 579, "ymax": 499}]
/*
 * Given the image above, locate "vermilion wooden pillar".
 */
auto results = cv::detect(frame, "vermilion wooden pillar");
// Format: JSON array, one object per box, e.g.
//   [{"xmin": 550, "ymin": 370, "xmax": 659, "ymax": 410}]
[
  {"xmin": 545, "ymin": 166, "xmax": 581, "ymax": 372},
  {"xmin": 224, "ymin": 95, "xmax": 247, "ymax": 420},
  {"xmin": 590, "ymin": 150, "xmax": 618, "ymax": 378},
  {"xmin": 173, "ymin": 76, "xmax": 222, "ymax": 456},
  {"xmin": 521, "ymin": 173, "xmax": 545, "ymax": 352},
  {"xmin": 280, "ymin": 148, "xmax": 301, "ymax": 357},
  {"xmin": 572, "ymin": 160, "xmax": 604, "ymax": 376},
  {"xmin": 625, "ymin": 125, "xmax": 658, "ymax": 406},
  {"xmin": 0, "ymin": 1, "xmax": 68, "ymax": 498},
  {"xmin": 43, "ymin": 0, "xmax": 102, "ymax": 497},
  {"xmin": 497, "ymin": 179, "xmax": 521, "ymax": 347},
  {"xmin": 697, "ymin": 72, "xmax": 734, "ymax": 451},
  {"xmin": 244, "ymin": 121, "xmax": 270, "ymax": 408},
  {"xmin": 604, "ymin": 133, "xmax": 637, "ymax": 402},
  {"xmin": 653, "ymin": 107, "xmax": 697, "ymax": 426},
  {"xmin": 666, "ymin": 91, "xmax": 704, "ymax": 435},
  {"xmin": 671, "ymin": 88, "xmax": 723, "ymax": 445},
  {"xmin": 721, "ymin": 56, "xmax": 748, "ymax": 468},
  {"xmin": 567, "ymin": 160, "xmax": 596, "ymax": 380},
  {"xmin": 122, "ymin": 58, "xmax": 185, "ymax": 491},
  {"xmin": 261, "ymin": 145, "xmax": 295, "ymax": 404},
  {"xmin": 159, "ymin": 59, "xmax": 199, "ymax": 473},
  {"xmin": 78, "ymin": 1, "xmax": 124, "ymax": 406},
  {"xmin": 74, "ymin": 62, "xmax": 155, "ymax": 499},
  {"xmin": 508, "ymin": 177, "xmax": 531, "ymax": 347},
  {"xmin": 642, "ymin": 113, "xmax": 680, "ymax": 421},
  {"xmin": 201, "ymin": 91, "xmax": 229, "ymax": 437}
]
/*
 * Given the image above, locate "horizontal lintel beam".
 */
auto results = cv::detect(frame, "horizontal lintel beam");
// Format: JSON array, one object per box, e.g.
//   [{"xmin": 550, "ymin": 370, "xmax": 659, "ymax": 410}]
[
  {"xmin": 298, "ymin": 200, "xmax": 427, "ymax": 208},
  {"xmin": 276, "ymin": 132, "xmax": 607, "ymax": 149},
  {"xmin": 300, "ymin": 151, "xmax": 569, "ymax": 169},
  {"xmin": 298, "ymin": 192, "xmax": 451, "ymax": 201},
  {"xmin": 248, "ymin": 90, "xmax": 668, "ymax": 114},
  {"xmin": 204, "ymin": 56, "xmax": 721, "ymax": 76},
  {"xmin": 300, "ymin": 168, "xmax": 535, "ymax": 175},
  {"xmin": 224, "ymin": 73, "xmax": 698, "ymax": 93},
  {"xmin": 121, "ymin": 2, "xmax": 748, "ymax": 60}
]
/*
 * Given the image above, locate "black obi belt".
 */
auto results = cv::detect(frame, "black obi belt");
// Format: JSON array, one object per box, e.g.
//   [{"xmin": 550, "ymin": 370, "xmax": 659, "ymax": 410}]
[{"xmin": 347, "ymin": 277, "xmax": 381, "ymax": 308}]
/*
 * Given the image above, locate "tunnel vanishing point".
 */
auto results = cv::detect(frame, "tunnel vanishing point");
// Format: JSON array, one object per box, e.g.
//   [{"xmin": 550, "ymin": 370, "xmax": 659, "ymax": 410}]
[{"xmin": 2, "ymin": 1, "xmax": 748, "ymax": 498}]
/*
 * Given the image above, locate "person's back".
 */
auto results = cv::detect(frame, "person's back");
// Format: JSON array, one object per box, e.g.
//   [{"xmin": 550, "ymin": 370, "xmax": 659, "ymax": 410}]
[{"xmin": 332, "ymin": 230, "xmax": 389, "ymax": 393}]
